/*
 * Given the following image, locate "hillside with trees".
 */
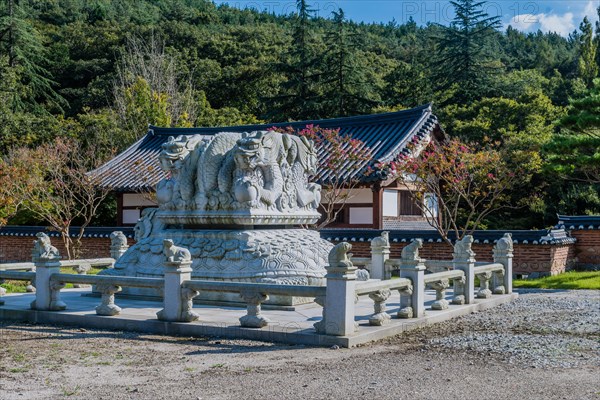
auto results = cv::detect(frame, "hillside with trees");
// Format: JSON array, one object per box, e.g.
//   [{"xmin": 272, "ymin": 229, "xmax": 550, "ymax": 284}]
[{"xmin": 0, "ymin": 0, "xmax": 599, "ymax": 231}]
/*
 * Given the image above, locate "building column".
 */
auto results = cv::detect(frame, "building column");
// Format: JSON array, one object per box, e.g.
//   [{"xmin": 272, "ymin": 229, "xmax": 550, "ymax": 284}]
[{"xmin": 372, "ymin": 184, "xmax": 383, "ymax": 230}]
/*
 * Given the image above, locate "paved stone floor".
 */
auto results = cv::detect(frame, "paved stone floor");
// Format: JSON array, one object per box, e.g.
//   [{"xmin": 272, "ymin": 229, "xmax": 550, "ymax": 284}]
[{"xmin": 0, "ymin": 288, "xmax": 517, "ymax": 347}]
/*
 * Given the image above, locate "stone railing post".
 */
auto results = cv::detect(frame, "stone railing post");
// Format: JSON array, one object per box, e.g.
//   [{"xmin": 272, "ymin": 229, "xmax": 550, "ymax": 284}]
[
  {"xmin": 240, "ymin": 290, "xmax": 270, "ymax": 328},
  {"xmin": 452, "ymin": 236, "xmax": 476, "ymax": 304},
  {"xmin": 429, "ymin": 279, "xmax": 449, "ymax": 310},
  {"xmin": 368, "ymin": 289, "xmax": 392, "ymax": 325},
  {"xmin": 370, "ymin": 231, "xmax": 390, "ymax": 280},
  {"xmin": 398, "ymin": 239, "xmax": 426, "ymax": 318},
  {"xmin": 397, "ymin": 284, "xmax": 414, "ymax": 318},
  {"xmin": 324, "ymin": 242, "xmax": 358, "ymax": 336},
  {"xmin": 476, "ymin": 271, "xmax": 492, "ymax": 298},
  {"xmin": 110, "ymin": 231, "xmax": 129, "ymax": 262},
  {"xmin": 72, "ymin": 263, "xmax": 91, "ymax": 288},
  {"xmin": 157, "ymin": 240, "xmax": 199, "ymax": 322},
  {"xmin": 95, "ymin": 283, "xmax": 122, "ymax": 316},
  {"xmin": 493, "ymin": 233, "xmax": 513, "ymax": 294},
  {"xmin": 30, "ymin": 233, "xmax": 65, "ymax": 311},
  {"xmin": 313, "ymin": 295, "xmax": 327, "ymax": 333},
  {"xmin": 451, "ymin": 276, "xmax": 466, "ymax": 304}
]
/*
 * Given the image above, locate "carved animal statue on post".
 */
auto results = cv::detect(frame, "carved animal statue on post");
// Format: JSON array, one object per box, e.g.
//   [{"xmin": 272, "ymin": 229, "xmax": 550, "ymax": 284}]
[
  {"xmin": 33, "ymin": 233, "xmax": 60, "ymax": 261},
  {"xmin": 328, "ymin": 242, "xmax": 353, "ymax": 269},
  {"xmin": 163, "ymin": 239, "xmax": 191, "ymax": 263},
  {"xmin": 372, "ymin": 231, "xmax": 390, "ymax": 249},
  {"xmin": 495, "ymin": 233, "xmax": 513, "ymax": 252},
  {"xmin": 110, "ymin": 231, "xmax": 128, "ymax": 248},
  {"xmin": 454, "ymin": 235, "xmax": 475, "ymax": 260},
  {"xmin": 401, "ymin": 239, "xmax": 423, "ymax": 262}
]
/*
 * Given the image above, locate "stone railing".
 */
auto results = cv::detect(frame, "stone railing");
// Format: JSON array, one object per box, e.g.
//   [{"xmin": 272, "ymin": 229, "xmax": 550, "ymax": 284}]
[
  {"xmin": 0, "ymin": 257, "xmax": 116, "ymax": 292},
  {"xmin": 354, "ymin": 232, "xmax": 515, "ymax": 321},
  {"xmin": 182, "ymin": 280, "xmax": 325, "ymax": 327},
  {"xmin": 0, "ymin": 234, "xmax": 330, "ymax": 332},
  {"xmin": 0, "ymin": 231, "xmax": 513, "ymax": 338},
  {"xmin": 0, "ymin": 258, "xmax": 115, "ymax": 272},
  {"xmin": 355, "ymin": 278, "xmax": 413, "ymax": 326}
]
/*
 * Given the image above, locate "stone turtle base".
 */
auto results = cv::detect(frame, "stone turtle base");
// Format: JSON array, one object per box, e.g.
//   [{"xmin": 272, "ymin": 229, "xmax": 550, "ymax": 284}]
[{"xmin": 103, "ymin": 228, "xmax": 332, "ymax": 307}]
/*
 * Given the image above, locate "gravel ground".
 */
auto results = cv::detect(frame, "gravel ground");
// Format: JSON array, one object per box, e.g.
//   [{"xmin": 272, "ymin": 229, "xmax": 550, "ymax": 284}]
[{"xmin": 0, "ymin": 289, "xmax": 598, "ymax": 400}]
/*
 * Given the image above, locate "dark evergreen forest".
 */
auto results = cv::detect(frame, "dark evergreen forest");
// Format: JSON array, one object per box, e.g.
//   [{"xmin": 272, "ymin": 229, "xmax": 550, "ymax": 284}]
[{"xmin": 1, "ymin": 0, "xmax": 598, "ymax": 229}]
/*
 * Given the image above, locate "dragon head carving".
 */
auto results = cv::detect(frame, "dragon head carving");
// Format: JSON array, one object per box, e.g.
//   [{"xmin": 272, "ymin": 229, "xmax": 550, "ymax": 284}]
[{"xmin": 159, "ymin": 135, "xmax": 194, "ymax": 172}]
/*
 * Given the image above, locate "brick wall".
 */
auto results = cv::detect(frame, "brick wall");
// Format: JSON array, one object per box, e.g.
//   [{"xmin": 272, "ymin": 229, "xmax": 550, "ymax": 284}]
[
  {"xmin": 570, "ymin": 229, "xmax": 600, "ymax": 266},
  {"xmin": 0, "ymin": 236, "xmax": 117, "ymax": 263},
  {"xmin": 0, "ymin": 229, "xmax": 581, "ymax": 276},
  {"xmin": 335, "ymin": 240, "xmax": 575, "ymax": 276}
]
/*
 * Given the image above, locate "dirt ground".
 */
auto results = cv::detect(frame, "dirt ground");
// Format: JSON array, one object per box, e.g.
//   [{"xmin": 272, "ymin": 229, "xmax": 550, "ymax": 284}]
[{"xmin": 1, "ymin": 290, "xmax": 598, "ymax": 400}]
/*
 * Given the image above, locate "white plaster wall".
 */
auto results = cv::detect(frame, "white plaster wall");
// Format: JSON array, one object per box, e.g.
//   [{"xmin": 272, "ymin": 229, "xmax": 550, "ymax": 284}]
[
  {"xmin": 322, "ymin": 188, "xmax": 373, "ymax": 204},
  {"xmin": 382, "ymin": 190, "xmax": 399, "ymax": 217},
  {"xmin": 122, "ymin": 209, "xmax": 141, "ymax": 224},
  {"xmin": 349, "ymin": 207, "xmax": 373, "ymax": 224}
]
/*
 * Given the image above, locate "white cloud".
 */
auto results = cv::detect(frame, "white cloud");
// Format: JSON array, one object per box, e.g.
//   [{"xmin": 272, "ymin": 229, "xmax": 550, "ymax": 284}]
[
  {"xmin": 539, "ymin": 12, "xmax": 576, "ymax": 36},
  {"xmin": 505, "ymin": 1, "xmax": 599, "ymax": 36},
  {"xmin": 583, "ymin": 0, "xmax": 598, "ymax": 23}
]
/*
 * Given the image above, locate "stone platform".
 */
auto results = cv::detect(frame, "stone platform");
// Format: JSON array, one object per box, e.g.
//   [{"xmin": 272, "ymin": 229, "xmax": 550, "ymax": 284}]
[{"xmin": 0, "ymin": 288, "xmax": 517, "ymax": 348}]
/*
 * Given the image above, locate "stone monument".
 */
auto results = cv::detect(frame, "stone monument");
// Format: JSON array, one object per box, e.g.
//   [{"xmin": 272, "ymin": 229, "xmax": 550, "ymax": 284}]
[{"xmin": 101, "ymin": 131, "xmax": 333, "ymax": 305}]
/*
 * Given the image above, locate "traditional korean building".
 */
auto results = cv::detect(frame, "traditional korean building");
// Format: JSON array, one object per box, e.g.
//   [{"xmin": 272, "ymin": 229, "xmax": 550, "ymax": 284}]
[{"xmin": 90, "ymin": 104, "xmax": 444, "ymax": 229}]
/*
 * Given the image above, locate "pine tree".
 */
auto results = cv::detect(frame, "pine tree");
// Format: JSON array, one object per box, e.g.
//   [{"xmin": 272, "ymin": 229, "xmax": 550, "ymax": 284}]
[
  {"xmin": 320, "ymin": 9, "xmax": 378, "ymax": 117},
  {"xmin": 433, "ymin": 0, "xmax": 501, "ymax": 103},
  {"xmin": 0, "ymin": 0, "xmax": 65, "ymax": 112},
  {"xmin": 579, "ymin": 16, "xmax": 598, "ymax": 88},
  {"xmin": 267, "ymin": 0, "xmax": 321, "ymax": 120}
]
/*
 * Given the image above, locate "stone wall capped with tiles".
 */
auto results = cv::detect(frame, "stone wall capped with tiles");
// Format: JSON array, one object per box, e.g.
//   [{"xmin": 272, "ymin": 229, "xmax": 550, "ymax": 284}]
[
  {"xmin": 322, "ymin": 228, "xmax": 578, "ymax": 278},
  {"xmin": 0, "ymin": 224, "xmax": 586, "ymax": 277},
  {"xmin": 0, "ymin": 227, "xmax": 135, "ymax": 263},
  {"xmin": 556, "ymin": 215, "xmax": 600, "ymax": 268}
]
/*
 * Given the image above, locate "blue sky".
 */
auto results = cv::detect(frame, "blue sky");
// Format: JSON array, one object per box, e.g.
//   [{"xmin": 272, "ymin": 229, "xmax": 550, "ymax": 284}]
[{"xmin": 214, "ymin": 1, "xmax": 600, "ymax": 36}]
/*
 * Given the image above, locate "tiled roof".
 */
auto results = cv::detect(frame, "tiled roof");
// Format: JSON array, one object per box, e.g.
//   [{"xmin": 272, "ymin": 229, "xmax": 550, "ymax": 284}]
[
  {"xmin": 320, "ymin": 229, "xmax": 577, "ymax": 246},
  {"xmin": 556, "ymin": 215, "xmax": 600, "ymax": 230},
  {"xmin": 90, "ymin": 104, "xmax": 442, "ymax": 192}
]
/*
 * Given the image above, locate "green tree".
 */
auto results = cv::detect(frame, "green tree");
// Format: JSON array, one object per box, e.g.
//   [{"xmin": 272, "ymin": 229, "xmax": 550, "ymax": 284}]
[
  {"xmin": 268, "ymin": 0, "xmax": 322, "ymax": 120},
  {"xmin": 320, "ymin": 9, "xmax": 379, "ymax": 117},
  {"xmin": 0, "ymin": 0, "xmax": 65, "ymax": 111},
  {"xmin": 546, "ymin": 79, "xmax": 600, "ymax": 184},
  {"xmin": 433, "ymin": 0, "xmax": 501, "ymax": 103},
  {"xmin": 542, "ymin": 80, "xmax": 600, "ymax": 219},
  {"xmin": 578, "ymin": 17, "xmax": 598, "ymax": 88}
]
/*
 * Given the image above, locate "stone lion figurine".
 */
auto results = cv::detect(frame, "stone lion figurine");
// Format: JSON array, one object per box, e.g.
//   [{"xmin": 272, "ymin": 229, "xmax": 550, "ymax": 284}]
[
  {"xmin": 33, "ymin": 232, "xmax": 60, "ymax": 261},
  {"xmin": 401, "ymin": 239, "xmax": 423, "ymax": 261},
  {"xmin": 454, "ymin": 235, "xmax": 475, "ymax": 259},
  {"xmin": 110, "ymin": 231, "xmax": 128, "ymax": 248},
  {"xmin": 163, "ymin": 239, "xmax": 191, "ymax": 263},
  {"xmin": 328, "ymin": 242, "xmax": 353, "ymax": 269},
  {"xmin": 371, "ymin": 231, "xmax": 390, "ymax": 248},
  {"xmin": 495, "ymin": 233, "xmax": 513, "ymax": 252},
  {"xmin": 356, "ymin": 269, "xmax": 370, "ymax": 281}
]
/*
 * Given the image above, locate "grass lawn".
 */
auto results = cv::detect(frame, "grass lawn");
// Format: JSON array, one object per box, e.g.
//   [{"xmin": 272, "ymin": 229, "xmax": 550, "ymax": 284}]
[
  {"xmin": 1, "ymin": 266, "xmax": 103, "ymax": 293},
  {"xmin": 513, "ymin": 271, "xmax": 600, "ymax": 290}
]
